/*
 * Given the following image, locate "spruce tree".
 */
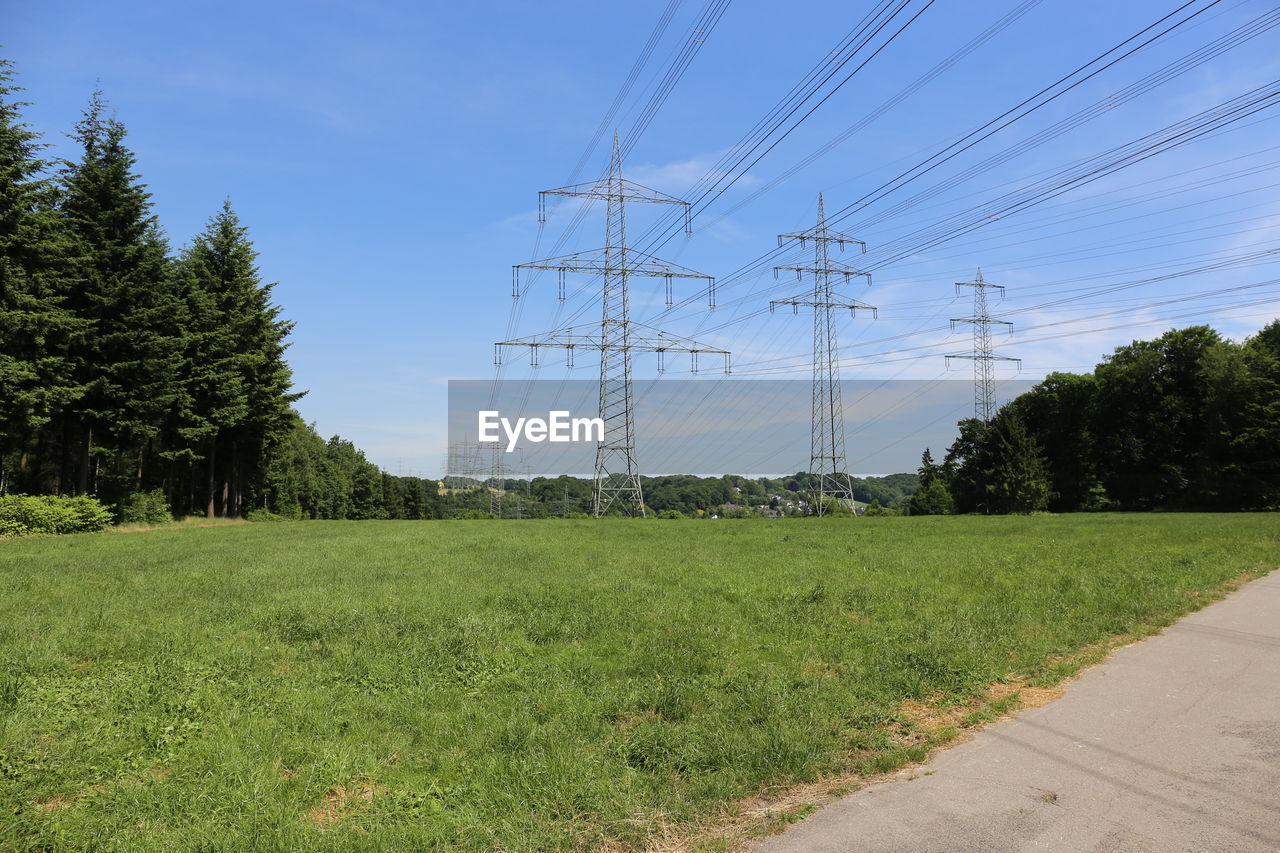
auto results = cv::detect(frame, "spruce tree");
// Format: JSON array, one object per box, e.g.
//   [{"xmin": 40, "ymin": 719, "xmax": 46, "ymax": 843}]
[
  {"xmin": 909, "ymin": 448, "xmax": 953, "ymax": 515},
  {"xmin": 0, "ymin": 59, "xmax": 80, "ymax": 494},
  {"xmin": 918, "ymin": 448, "xmax": 941, "ymax": 488},
  {"xmin": 182, "ymin": 201, "xmax": 300, "ymax": 517},
  {"xmin": 56, "ymin": 90, "xmax": 181, "ymax": 498},
  {"xmin": 985, "ymin": 413, "xmax": 1051, "ymax": 514}
]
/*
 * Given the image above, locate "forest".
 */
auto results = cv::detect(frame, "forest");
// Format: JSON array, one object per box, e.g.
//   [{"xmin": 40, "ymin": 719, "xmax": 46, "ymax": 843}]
[
  {"xmin": 0, "ymin": 60, "xmax": 298, "ymax": 518},
  {"xmin": 914, "ymin": 322, "xmax": 1280, "ymax": 515}
]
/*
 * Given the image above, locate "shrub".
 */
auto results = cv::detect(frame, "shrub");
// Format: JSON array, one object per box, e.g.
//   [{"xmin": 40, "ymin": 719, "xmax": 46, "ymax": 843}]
[
  {"xmin": 246, "ymin": 509, "xmax": 290, "ymax": 523},
  {"xmin": 816, "ymin": 497, "xmax": 854, "ymax": 516},
  {"xmin": 117, "ymin": 489, "xmax": 173, "ymax": 525},
  {"xmin": 908, "ymin": 480, "xmax": 954, "ymax": 516},
  {"xmin": 656, "ymin": 510, "xmax": 686, "ymax": 519},
  {"xmin": 0, "ymin": 494, "xmax": 113, "ymax": 537}
]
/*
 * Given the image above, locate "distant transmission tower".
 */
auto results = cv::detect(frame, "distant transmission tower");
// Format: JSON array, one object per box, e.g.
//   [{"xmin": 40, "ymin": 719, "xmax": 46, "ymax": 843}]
[
  {"xmin": 946, "ymin": 269, "xmax": 1020, "ymax": 422},
  {"xmin": 444, "ymin": 440, "xmax": 483, "ymax": 489},
  {"xmin": 496, "ymin": 133, "xmax": 729, "ymax": 517},
  {"xmin": 769, "ymin": 194, "xmax": 876, "ymax": 516},
  {"xmin": 488, "ymin": 443, "xmax": 505, "ymax": 517}
]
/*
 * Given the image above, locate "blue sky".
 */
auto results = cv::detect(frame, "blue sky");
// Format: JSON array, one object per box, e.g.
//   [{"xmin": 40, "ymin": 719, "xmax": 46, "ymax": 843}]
[{"xmin": 6, "ymin": 0, "xmax": 1280, "ymax": 476}]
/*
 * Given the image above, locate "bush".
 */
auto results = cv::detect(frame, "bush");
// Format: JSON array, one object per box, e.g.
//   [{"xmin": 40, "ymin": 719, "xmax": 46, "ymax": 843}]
[
  {"xmin": 117, "ymin": 489, "xmax": 173, "ymax": 525},
  {"xmin": 656, "ymin": 510, "xmax": 687, "ymax": 519},
  {"xmin": 816, "ymin": 497, "xmax": 854, "ymax": 516},
  {"xmin": 246, "ymin": 509, "xmax": 290, "ymax": 523},
  {"xmin": 908, "ymin": 480, "xmax": 955, "ymax": 516},
  {"xmin": 0, "ymin": 494, "xmax": 113, "ymax": 537},
  {"xmin": 863, "ymin": 500, "xmax": 906, "ymax": 517}
]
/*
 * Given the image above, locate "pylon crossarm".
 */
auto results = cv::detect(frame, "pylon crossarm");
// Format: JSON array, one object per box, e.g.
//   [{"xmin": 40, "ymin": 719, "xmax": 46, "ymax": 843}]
[
  {"xmin": 777, "ymin": 228, "xmax": 866, "ymax": 251},
  {"xmin": 516, "ymin": 248, "xmax": 712, "ymax": 280},
  {"xmin": 774, "ymin": 263, "xmax": 871, "ymax": 283},
  {"xmin": 771, "ymin": 296, "xmax": 877, "ymax": 315},
  {"xmin": 945, "ymin": 354, "xmax": 1022, "ymax": 365},
  {"xmin": 539, "ymin": 177, "xmax": 688, "ymax": 206},
  {"xmin": 497, "ymin": 337, "xmax": 728, "ymax": 356},
  {"xmin": 495, "ymin": 329, "xmax": 728, "ymax": 373},
  {"xmin": 950, "ymin": 317, "xmax": 1013, "ymax": 329},
  {"xmin": 954, "ymin": 281, "xmax": 1005, "ymax": 296}
]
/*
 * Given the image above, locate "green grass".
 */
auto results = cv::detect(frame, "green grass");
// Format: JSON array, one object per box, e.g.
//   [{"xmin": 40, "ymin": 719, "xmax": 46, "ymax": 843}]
[{"xmin": 0, "ymin": 514, "xmax": 1275, "ymax": 851}]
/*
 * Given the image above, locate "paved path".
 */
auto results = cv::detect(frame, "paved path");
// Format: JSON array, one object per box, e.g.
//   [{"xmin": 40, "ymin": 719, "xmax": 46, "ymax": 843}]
[{"xmin": 757, "ymin": 571, "xmax": 1280, "ymax": 853}]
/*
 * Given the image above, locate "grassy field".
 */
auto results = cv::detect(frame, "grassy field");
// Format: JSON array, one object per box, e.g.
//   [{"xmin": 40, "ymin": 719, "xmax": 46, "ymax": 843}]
[{"xmin": 0, "ymin": 515, "xmax": 1275, "ymax": 851}]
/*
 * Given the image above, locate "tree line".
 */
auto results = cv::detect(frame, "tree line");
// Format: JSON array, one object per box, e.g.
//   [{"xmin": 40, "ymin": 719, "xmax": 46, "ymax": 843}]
[
  {"xmin": 0, "ymin": 60, "xmax": 297, "ymax": 516},
  {"xmin": 912, "ymin": 322, "xmax": 1280, "ymax": 515},
  {"xmin": 255, "ymin": 465, "xmax": 920, "ymax": 522}
]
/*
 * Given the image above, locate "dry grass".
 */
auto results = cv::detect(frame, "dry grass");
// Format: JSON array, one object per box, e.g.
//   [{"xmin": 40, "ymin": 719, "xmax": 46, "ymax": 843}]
[
  {"xmin": 33, "ymin": 795, "xmax": 74, "ymax": 814},
  {"xmin": 307, "ymin": 784, "xmax": 384, "ymax": 828},
  {"xmin": 647, "ymin": 599, "xmax": 1255, "ymax": 853},
  {"xmin": 108, "ymin": 517, "xmax": 250, "ymax": 535}
]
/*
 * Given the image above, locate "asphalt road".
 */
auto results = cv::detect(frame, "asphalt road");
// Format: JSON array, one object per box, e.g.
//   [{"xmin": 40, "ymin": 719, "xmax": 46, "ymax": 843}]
[{"xmin": 756, "ymin": 570, "xmax": 1280, "ymax": 853}]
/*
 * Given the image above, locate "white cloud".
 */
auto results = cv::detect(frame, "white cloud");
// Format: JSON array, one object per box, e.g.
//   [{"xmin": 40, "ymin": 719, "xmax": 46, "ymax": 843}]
[{"xmin": 628, "ymin": 149, "xmax": 763, "ymax": 194}]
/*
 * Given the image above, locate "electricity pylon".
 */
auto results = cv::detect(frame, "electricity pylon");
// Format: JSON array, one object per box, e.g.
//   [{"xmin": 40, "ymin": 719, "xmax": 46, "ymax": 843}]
[
  {"xmin": 496, "ymin": 133, "xmax": 729, "ymax": 517},
  {"xmin": 945, "ymin": 269, "xmax": 1020, "ymax": 422},
  {"xmin": 444, "ymin": 440, "xmax": 484, "ymax": 489},
  {"xmin": 488, "ymin": 443, "xmax": 505, "ymax": 517},
  {"xmin": 769, "ymin": 194, "xmax": 876, "ymax": 516}
]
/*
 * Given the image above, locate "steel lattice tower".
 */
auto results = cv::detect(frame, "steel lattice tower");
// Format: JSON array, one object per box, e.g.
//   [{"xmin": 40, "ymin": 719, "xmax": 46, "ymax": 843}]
[
  {"xmin": 488, "ymin": 443, "xmax": 505, "ymax": 517},
  {"xmin": 946, "ymin": 269, "xmax": 1020, "ymax": 422},
  {"xmin": 769, "ymin": 195, "xmax": 876, "ymax": 516},
  {"xmin": 496, "ymin": 133, "xmax": 729, "ymax": 517}
]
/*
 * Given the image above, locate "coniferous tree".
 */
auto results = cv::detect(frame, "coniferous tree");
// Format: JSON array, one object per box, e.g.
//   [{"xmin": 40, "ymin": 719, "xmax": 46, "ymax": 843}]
[
  {"xmin": 0, "ymin": 59, "xmax": 80, "ymax": 494},
  {"xmin": 908, "ymin": 448, "xmax": 952, "ymax": 515},
  {"xmin": 180, "ymin": 201, "xmax": 300, "ymax": 517},
  {"xmin": 56, "ymin": 90, "xmax": 180, "ymax": 499},
  {"xmin": 944, "ymin": 418, "xmax": 989, "ymax": 513},
  {"xmin": 985, "ymin": 413, "xmax": 1051, "ymax": 514},
  {"xmin": 918, "ymin": 448, "xmax": 941, "ymax": 488},
  {"xmin": 1, "ymin": 59, "xmax": 311, "ymax": 518}
]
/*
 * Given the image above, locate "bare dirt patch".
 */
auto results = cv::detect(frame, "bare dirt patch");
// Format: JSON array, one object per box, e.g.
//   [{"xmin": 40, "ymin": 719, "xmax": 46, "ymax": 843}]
[
  {"xmin": 308, "ymin": 783, "xmax": 385, "ymax": 827},
  {"xmin": 33, "ymin": 796, "xmax": 73, "ymax": 814},
  {"xmin": 613, "ymin": 710, "xmax": 664, "ymax": 731},
  {"xmin": 989, "ymin": 681, "xmax": 1065, "ymax": 710},
  {"xmin": 898, "ymin": 697, "xmax": 972, "ymax": 730},
  {"xmin": 800, "ymin": 661, "xmax": 846, "ymax": 678}
]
